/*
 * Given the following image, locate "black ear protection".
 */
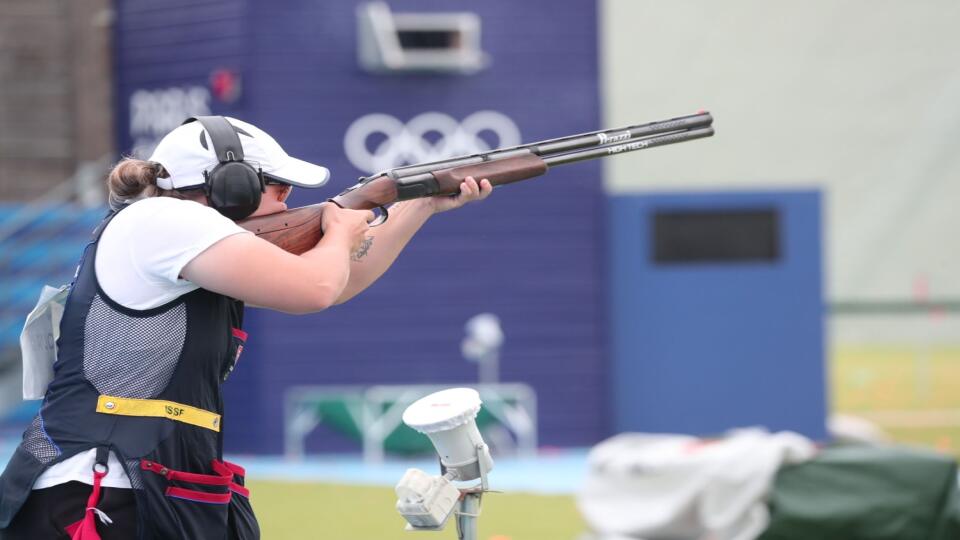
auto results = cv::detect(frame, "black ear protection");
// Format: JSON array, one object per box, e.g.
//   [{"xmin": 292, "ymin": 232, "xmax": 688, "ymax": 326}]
[{"xmin": 182, "ymin": 116, "xmax": 264, "ymax": 220}]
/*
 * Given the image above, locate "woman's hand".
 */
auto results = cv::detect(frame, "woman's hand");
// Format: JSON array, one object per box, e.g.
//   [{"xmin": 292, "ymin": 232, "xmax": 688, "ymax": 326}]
[
  {"xmin": 330, "ymin": 176, "xmax": 490, "ymax": 303},
  {"xmin": 423, "ymin": 176, "xmax": 493, "ymax": 214},
  {"xmin": 319, "ymin": 203, "xmax": 375, "ymax": 254}
]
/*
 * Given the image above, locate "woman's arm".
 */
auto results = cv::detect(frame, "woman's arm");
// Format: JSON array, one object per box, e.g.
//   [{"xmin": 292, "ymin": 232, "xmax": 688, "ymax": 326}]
[
  {"xmin": 181, "ymin": 204, "xmax": 373, "ymax": 314},
  {"xmin": 335, "ymin": 177, "xmax": 492, "ymax": 303}
]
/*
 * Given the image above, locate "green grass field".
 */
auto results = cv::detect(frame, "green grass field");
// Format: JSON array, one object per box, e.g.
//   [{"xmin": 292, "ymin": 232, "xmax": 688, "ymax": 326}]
[
  {"xmin": 248, "ymin": 481, "xmax": 587, "ymax": 540},
  {"xmin": 832, "ymin": 345, "xmax": 960, "ymax": 456}
]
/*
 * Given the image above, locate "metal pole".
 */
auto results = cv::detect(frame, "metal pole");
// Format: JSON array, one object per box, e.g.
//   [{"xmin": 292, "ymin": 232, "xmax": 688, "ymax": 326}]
[
  {"xmin": 478, "ymin": 350, "xmax": 499, "ymax": 385},
  {"xmin": 457, "ymin": 493, "xmax": 481, "ymax": 540}
]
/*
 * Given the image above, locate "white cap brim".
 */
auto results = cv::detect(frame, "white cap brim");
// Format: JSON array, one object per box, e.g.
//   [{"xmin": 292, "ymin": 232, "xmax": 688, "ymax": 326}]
[{"xmin": 263, "ymin": 155, "xmax": 330, "ymax": 188}]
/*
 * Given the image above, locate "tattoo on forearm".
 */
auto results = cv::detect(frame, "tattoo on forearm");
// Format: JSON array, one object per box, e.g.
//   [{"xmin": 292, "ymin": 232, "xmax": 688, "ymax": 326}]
[{"xmin": 351, "ymin": 236, "xmax": 374, "ymax": 261}]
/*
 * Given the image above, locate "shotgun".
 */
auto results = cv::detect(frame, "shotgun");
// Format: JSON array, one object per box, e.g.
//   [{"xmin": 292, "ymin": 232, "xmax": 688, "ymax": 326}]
[{"xmin": 238, "ymin": 111, "xmax": 715, "ymax": 254}]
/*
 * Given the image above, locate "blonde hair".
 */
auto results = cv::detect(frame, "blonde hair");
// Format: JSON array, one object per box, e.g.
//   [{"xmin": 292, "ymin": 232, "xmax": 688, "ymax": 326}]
[{"xmin": 105, "ymin": 158, "xmax": 171, "ymax": 209}]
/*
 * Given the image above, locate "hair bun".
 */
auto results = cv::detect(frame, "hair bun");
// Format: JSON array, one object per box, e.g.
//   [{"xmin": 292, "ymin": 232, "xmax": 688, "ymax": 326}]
[{"xmin": 106, "ymin": 158, "xmax": 161, "ymax": 209}]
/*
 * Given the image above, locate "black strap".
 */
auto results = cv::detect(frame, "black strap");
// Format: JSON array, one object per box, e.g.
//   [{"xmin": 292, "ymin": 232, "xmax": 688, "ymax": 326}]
[
  {"xmin": 183, "ymin": 116, "xmax": 245, "ymax": 163},
  {"xmin": 93, "ymin": 446, "xmax": 110, "ymax": 474}
]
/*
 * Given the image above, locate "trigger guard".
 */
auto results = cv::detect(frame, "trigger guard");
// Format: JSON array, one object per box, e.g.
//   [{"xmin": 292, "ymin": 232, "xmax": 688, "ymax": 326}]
[{"xmin": 370, "ymin": 206, "xmax": 389, "ymax": 227}]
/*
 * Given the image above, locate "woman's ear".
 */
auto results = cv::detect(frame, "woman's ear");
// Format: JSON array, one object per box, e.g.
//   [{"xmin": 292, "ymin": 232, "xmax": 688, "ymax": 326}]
[{"xmin": 267, "ymin": 183, "xmax": 293, "ymax": 202}]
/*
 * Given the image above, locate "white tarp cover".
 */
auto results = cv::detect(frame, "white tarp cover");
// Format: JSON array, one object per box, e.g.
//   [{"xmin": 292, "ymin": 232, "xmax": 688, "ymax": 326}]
[{"xmin": 577, "ymin": 428, "xmax": 816, "ymax": 540}]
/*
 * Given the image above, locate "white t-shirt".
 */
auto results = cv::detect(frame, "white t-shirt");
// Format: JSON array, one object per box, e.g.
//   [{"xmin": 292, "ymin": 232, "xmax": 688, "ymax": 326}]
[{"xmin": 34, "ymin": 197, "xmax": 249, "ymax": 489}]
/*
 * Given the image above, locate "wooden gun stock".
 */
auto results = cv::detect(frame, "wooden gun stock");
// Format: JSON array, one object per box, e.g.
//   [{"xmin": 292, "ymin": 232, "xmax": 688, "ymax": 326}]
[{"xmin": 238, "ymin": 203, "xmax": 326, "ymax": 255}]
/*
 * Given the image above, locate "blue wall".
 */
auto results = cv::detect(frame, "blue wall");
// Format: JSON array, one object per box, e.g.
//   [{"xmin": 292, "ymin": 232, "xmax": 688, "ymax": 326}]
[
  {"xmin": 115, "ymin": 0, "xmax": 605, "ymax": 453},
  {"xmin": 608, "ymin": 190, "xmax": 826, "ymax": 439}
]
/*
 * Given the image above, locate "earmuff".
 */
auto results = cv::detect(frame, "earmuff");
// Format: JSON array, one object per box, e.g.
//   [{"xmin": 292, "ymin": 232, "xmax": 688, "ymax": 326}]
[{"xmin": 182, "ymin": 116, "xmax": 264, "ymax": 220}]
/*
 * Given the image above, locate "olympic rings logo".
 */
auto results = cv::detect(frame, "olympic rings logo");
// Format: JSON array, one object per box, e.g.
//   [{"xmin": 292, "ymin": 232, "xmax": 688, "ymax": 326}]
[{"xmin": 343, "ymin": 111, "xmax": 521, "ymax": 174}]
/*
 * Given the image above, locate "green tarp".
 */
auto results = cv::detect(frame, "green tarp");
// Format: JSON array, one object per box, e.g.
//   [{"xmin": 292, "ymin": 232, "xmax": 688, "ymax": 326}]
[{"xmin": 760, "ymin": 445, "xmax": 960, "ymax": 540}]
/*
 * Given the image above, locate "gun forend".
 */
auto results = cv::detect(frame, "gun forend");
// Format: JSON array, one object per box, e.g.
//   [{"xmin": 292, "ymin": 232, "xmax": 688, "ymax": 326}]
[{"xmin": 393, "ymin": 154, "xmax": 549, "ymax": 201}]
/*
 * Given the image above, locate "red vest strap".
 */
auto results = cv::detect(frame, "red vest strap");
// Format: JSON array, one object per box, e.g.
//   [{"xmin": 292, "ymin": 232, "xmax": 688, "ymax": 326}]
[{"xmin": 69, "ymin": 469, "xmax": 108, "ymax": 540}]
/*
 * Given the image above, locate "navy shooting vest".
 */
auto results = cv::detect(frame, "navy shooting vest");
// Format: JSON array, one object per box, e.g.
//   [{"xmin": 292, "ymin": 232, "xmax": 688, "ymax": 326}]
[{"xmin": 0, "ymin": 204, "xmax": 258, "ymax": 539}]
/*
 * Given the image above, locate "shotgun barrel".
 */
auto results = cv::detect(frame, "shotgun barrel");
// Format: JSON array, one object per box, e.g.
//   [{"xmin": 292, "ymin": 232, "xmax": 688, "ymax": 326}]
[{"xmin": 363, "ymin": 111, "xmax": 713, "ymax": 182}]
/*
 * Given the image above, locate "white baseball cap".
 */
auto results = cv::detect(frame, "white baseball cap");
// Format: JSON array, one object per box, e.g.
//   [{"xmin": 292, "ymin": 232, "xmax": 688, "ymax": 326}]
[{"xmin": 149, "ymin": 116, "xmax": 330, "ymax": 190}]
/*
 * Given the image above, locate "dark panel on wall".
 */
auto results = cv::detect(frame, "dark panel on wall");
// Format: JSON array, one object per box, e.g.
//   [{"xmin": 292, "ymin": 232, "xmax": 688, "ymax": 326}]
[
  {"xmin": 653, "ymin": 209, "xmax": 780, "ymax": 263},
  {"xmin": 115, "ymin": 0, "xmax": 604, "ymax": 454}
]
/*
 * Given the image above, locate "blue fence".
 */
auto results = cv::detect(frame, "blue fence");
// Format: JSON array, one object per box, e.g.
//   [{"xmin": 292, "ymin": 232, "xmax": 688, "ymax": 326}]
[{"xmin": 0, "ymin": 204, "xmax": 105, "ymax": 349}]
